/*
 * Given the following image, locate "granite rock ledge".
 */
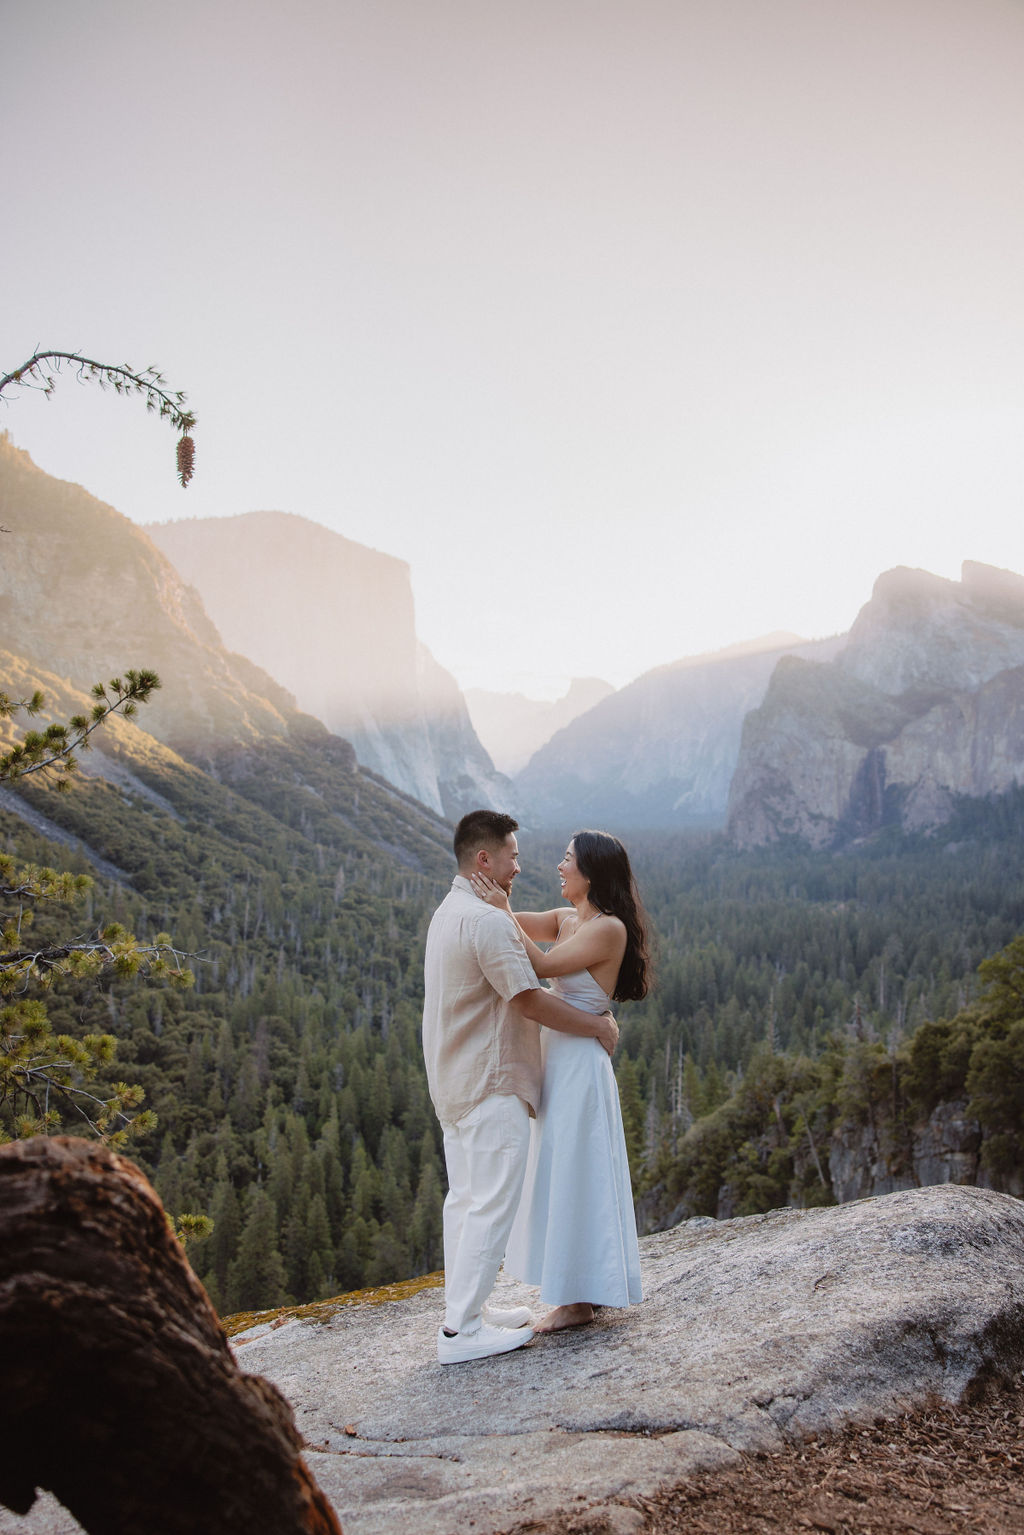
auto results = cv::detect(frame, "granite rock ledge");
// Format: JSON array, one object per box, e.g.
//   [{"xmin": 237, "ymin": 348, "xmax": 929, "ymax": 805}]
[
  {"xmin": 2, "ymin": 1183, "xmax": 1022, "ymax": 1535},
  {"xmin": 238, "ymin": 1183, "xmax": 1024, "ymax": 1535}
]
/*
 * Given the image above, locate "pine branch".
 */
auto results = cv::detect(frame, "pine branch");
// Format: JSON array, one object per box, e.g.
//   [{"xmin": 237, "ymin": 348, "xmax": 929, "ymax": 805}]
[
  {"xmin": 0, "ymin": 862, "xmax": 90, "ymax": 906},
  {"xmin": 0, "ymin": 351, "xmax": 196, "ymax": 484},
  {"xmin": 0, "ymin": 933, "xmax": 195, "ymax": 996},
  {"xmin": 1, "ymin": 997, "xmax": 168, "ymax": 1146},
  {"xmin": 0, "ymin": 668, "xmax": 161, "ymax": 786}
]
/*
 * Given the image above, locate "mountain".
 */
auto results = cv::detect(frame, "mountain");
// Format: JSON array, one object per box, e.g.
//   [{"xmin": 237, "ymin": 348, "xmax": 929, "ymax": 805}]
[
  {"xmin": 0, "ymin": 433, "xmax": 453, "ymax": 867},
  {"xmin": 514, "ymin": 633, "xmax": 843, "ymax": 829},
  {"xmin": 1, "ymin": 432, "xmax": 459, "ymax": 1306},
  {"xmin": 146, "ymin": 510, "xmax": 514, "ymax": 819},
  {"xmin": 0, "ymin": 434, "xmax": 296, "ymax": 756},
  {"xmin": 727, "ymin": 562, "xmax": 1024, "ymax": 849},
  {"xmin": 464, "ymin": 676, "xmax": 614, "ymax": 775}
]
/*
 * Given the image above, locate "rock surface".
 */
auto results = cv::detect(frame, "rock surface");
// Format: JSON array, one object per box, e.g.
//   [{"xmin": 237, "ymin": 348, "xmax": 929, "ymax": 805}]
[
  {"xmin": 3, "ymin": 1184, "xmax": 1022, "ymax": 1535},
  {"xmin": 236, "ymin": 1182, "xmax": 1024, "ymax": 1534}
]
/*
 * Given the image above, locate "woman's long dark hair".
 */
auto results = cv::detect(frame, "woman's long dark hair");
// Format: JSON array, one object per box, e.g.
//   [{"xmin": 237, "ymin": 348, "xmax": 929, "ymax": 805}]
[{"xmin": 571, "ymin": 829, "xmax": 651, "ymax": 1002}]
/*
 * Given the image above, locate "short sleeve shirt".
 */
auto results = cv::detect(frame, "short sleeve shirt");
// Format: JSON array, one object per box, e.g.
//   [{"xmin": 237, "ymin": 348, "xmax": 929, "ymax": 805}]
[{"xmin": 422, "ymin": 875, "xmax": 542, "ymax": 1125}]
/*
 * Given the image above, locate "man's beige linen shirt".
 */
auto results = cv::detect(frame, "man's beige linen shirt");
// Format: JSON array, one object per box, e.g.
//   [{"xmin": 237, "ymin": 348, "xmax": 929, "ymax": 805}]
[{"xmin": 422, "ymin": 875, "xmax": 542, "ymax": 1126}]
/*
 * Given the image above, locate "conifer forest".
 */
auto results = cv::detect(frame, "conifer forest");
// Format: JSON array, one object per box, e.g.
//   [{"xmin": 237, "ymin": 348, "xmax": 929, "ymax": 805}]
[{"xmin": 4, "ymin": 748, "xmax": 1024, "ymax": 1316}]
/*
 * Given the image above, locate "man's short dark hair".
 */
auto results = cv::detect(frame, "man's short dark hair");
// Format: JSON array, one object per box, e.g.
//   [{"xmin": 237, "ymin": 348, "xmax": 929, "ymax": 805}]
[{"xmin": 454, "ymin": 809, "xmax": 519, "ymax": 866}]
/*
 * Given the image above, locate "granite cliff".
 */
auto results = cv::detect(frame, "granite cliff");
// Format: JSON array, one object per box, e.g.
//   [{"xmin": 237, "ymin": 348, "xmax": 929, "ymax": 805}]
[
  {"xmin": 639, "ymin": 1089, "xmax": 1023, "ymax": 1233},
  {"xmin": 0, "ymin": 434, "xmax": 453, "ymax": 872},
  {"xmin": 147, "ymin": 511, "xmax": 513, "ymax": 819},
  {"xmin": 728, "ymin": 562, "xmax": 1024, "ymax": 849},
  {"xmin": 515, "ymin": 634, "xmax": 842, "ymax": 829}
]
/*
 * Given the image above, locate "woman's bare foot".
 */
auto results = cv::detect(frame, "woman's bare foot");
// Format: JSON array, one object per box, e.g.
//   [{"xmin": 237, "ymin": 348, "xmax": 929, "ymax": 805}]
[{"xmin": 534, "ymin": 1303, "xmax": 595, "ymax": 1333}]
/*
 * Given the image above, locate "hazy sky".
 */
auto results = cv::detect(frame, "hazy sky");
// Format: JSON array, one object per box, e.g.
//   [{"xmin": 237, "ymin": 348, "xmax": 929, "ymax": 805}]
[{"xmin": 5, "ymin": 0, "xmax": 1024, "ymax": 698}]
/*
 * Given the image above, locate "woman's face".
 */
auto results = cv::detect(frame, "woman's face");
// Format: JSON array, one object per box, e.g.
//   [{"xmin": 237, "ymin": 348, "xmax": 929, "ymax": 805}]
[{"xmin": 557, "ymin": 842, "xmax": 590, "ymax": 905}]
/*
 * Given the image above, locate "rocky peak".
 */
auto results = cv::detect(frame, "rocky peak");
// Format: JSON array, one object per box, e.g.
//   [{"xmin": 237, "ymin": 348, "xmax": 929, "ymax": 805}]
[
  {"xmin": 516, "ymin": 634, "xmax": 842, "ymax": 829},
  {"xmin": 465, "ymin": 676, "xmax": 615, "ymax": 777},
  {"xmin": 839, "ymin": 562, "xmax": 1024, "ymax": 697},
  {"xmin": 961, "ymin": 559, "xmax": 1024, "ymax": 625},
  {"xmin": 728, "ymin": 560, "xmax": 1024, "ymax": 849}
]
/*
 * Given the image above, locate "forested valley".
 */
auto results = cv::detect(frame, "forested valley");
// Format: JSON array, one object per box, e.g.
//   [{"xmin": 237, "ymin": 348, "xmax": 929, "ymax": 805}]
[{"xmin": 5, "ymin": 750, "xmax": 1024, "ymax": 1317}]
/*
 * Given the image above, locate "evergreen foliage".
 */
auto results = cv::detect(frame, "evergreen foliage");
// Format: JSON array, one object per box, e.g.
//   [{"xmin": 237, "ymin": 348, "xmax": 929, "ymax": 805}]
[
  {"xmin": 0, "ymin": 671, "xmax": 161, "ymax": 788},
  {"xmin": 1, "ymin": 701, "xmax": 452, "ymax": 1306},
  {"xmin": 600, "ymin": 804, "xmax": 1024, "ymax": 1221},
  {"xmin": 1, "ymin": 679, "xmax": 191, "ymax": 1144},
  {"xmin": 5, "ymin": 719, "xmax": 1024, "ymax": 1307}
]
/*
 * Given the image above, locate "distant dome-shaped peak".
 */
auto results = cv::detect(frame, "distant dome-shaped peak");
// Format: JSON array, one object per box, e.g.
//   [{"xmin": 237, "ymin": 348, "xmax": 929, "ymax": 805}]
[{"xmin": 867, "ymin": 566, "xmax": 958, "ymax": 613}]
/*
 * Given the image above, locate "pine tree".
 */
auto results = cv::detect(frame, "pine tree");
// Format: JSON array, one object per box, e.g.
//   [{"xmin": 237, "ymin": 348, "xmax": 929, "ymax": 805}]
[
  {"xmin": 226, "ymin": 1188, "xmax": 290, "ymax": 1312},
  {"xmin": 616, "ymin": 1055, "xmax": 646, "ymax": 1189},
  {"xmin": 409, "ymin": 1159, "xmax": 444, "ymax": 1275},
  {"xmin": 366, "ymin": 1220, "xmax": 409, "ymax": 1287},
  {"xmin": 349, "ymin": 1139, "xmax": 378, "ymax": 1222},
  {"xmin": 0, "ymin": 676, "xmax": 192, "ymax": 1143},
  {"xmin": 304, "ymin": 1193, "xmax": 334, "ymax": 1299},
  {"xmin": 203, "ymin": 1167, "xmax": 242, "ymax": 1303}
]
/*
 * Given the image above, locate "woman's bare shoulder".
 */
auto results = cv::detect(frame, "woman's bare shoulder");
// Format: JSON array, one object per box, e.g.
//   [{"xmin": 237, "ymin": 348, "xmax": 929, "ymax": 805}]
[
  {"xmin": 556, "ymin": 910, "xmax": 624, "ymax": 941},
  {"xmin": 584, "ymin": 911, "xmax": 625, "ymax": 933}
]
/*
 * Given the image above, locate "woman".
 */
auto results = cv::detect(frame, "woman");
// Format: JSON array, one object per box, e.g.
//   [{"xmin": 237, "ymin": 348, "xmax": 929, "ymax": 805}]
[{"xmin": 470, "ymin": 829, "xmax": 651, "ymax": 1333}]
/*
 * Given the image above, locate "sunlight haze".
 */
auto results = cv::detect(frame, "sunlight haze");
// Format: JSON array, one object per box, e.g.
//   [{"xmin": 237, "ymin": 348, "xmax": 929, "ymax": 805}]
[{"xmin": 4, "ymin": 0, "xmax": 1024, "ymax": 699}]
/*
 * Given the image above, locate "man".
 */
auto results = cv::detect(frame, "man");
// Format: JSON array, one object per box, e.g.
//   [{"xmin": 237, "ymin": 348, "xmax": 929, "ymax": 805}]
[{"xmin": 422, "ymin": 809, "xmax": 618, "ymax": 1364}]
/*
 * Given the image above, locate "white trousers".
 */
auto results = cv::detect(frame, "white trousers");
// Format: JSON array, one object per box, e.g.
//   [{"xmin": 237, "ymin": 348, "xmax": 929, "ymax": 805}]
[{"xmin": 440, "ymin": 1093, "xmax": 531, "ymax": 1334}]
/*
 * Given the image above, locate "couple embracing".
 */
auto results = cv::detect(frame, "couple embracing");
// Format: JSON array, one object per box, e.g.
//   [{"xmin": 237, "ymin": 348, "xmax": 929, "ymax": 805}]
[{"xmin": 422, "ymin": 809, "xmax": 651, "ymax": 1365}]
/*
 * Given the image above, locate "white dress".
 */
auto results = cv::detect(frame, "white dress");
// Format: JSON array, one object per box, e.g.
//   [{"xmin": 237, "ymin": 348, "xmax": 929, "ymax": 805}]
[{"xmin": 503, "ymin": 968, "xmax": 643, "ymax": 1307}]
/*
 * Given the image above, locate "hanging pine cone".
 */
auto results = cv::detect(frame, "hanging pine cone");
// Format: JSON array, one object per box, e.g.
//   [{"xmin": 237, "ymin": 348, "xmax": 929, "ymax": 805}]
[{"xmin": 176, "ymin": 434, "xmax": 195, "ymax": 488}]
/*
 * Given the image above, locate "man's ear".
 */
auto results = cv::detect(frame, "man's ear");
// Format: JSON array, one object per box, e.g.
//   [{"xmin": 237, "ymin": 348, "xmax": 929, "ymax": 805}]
[{"xmin": 476, "ymin": 847, "xmax": 491, "ymax": 872}]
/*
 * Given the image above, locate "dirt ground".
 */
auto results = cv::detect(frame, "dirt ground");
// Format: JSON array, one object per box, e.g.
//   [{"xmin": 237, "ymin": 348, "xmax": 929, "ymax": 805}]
[{"xmin": 513, "ymin": 1376, "xmax": 1024, "ymax": 1535}]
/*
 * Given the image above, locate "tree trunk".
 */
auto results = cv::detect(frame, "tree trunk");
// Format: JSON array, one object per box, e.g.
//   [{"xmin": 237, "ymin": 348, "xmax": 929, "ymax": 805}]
[{"xmin": 0, "ymin": 1137, "xmax": 341, "ymax": 1535}]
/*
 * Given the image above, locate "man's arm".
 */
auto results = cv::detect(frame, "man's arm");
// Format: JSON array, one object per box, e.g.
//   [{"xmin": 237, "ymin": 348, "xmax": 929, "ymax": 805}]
[{"xmin": 511, "ymin": 987, "xmax": 618, "ymax": 1057}]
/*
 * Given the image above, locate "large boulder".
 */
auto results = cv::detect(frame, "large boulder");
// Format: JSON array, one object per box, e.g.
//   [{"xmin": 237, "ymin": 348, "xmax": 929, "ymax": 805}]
[{"xmin": 0, "ymin": 1138, "xmax": 340, "ymax": 1535}]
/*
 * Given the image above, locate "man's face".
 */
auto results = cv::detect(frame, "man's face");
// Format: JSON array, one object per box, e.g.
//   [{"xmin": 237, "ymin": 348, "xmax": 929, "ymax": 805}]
[{"xmin": 481, "ymin": 833, "xmax": 521, "ymax": 894}]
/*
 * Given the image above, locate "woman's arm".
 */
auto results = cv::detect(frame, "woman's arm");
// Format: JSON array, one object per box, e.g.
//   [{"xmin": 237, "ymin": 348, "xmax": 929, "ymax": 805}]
[
  {"xmin": 514, "ymin": 909, "xmax": 563, "ymax": 943},
  {"xmin": 468, "ymin": 873, "xmax": 624, "ymax": 979},
  {"xmin": 519, "ymin": 914, "xmax": 625, "ymax": 979}
]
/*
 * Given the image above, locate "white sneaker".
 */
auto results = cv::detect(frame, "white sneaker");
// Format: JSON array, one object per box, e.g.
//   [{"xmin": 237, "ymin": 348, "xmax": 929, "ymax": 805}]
[
  {"xmin": 483, "ymin": 1305, "xmax": 533, "ymax": 1329},
  {"xmin": 437, "ymin": 1321, "xmax": 534, "ymax": 1364}
]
